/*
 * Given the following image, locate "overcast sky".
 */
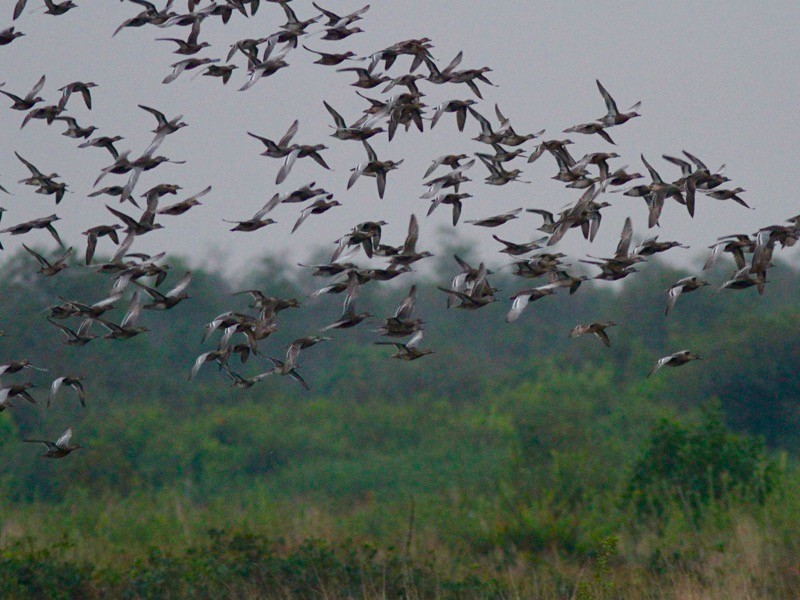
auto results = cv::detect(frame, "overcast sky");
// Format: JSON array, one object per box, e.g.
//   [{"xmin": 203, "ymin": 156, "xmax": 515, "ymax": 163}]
[{"xmin": 2, "ymin": 1, "xmax": 799, "ymax": 281}]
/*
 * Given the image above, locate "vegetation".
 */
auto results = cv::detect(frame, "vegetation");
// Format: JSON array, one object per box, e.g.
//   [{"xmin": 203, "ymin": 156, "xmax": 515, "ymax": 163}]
[{"xmin": 1, "ymin": 249, "xmax": 800, "ymax": 598}]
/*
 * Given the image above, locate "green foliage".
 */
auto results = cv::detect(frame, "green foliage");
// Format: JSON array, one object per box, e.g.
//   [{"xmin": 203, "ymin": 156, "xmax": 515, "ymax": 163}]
[
  {"xmin": 0, "ymin": 529, "xmax": 506, "ymax": 599},
  {"xmin": 625, "ymin": 400, "xmax": 780, "ymax": 521},
  {"xmin": 0, "ymin": 536, "xmax": 93, "ymax": 600},
  {"xmin": 575, "ymin": 535, "xmax": 618, "ymax": 600}
]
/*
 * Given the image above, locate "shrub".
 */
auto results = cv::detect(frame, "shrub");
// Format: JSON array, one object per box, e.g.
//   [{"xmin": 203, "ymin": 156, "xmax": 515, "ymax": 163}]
[{"xmin": 624, "ymin": 400, "xmax": 780, "ymax": 521}]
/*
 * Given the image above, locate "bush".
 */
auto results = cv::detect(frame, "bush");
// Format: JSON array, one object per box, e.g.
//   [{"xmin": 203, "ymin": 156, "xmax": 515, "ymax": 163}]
[{"xmin": 624, "ymin": 400, "xmax": 781, "ymax": 521}]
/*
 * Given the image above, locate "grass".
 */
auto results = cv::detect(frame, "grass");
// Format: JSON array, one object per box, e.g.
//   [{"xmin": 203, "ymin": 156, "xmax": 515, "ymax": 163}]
[{"xmin": 2, "ymin": 479, "xmax": 800, "ymax": 599}]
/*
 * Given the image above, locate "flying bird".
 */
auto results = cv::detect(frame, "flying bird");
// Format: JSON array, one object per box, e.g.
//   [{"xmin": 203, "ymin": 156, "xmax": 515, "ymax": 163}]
[{"xmin": 23, "ymin": 428, "xmax": 82, "ymax": 459}]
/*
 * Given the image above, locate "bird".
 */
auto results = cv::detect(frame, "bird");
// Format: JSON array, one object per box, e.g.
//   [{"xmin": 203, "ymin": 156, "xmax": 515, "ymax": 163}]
[
  {"xmin": 312, "ymin": 2, "xmax": 369, "ymax": 28},
  {"xmin": 465, "ymin": 208, "xmax": 522, "ymax": 228},
  {"xmin": 374, "ymin": 285, "xmax": 424, "ymax": 337},
  {"xmin": 505, "ymin": 285, "xmax": 556, "ymax": 323},
  {"xmin": 21, "ymin": 244, "xmax": 72, "ymax": 276},
  {"xmin": 634, "ymin": 236, "xmax": 689, "ymax": 257},
  {"xmin": 202, "ymin": 64, "xmax": 238, "ymax": 84},
  {"xmin": 156, "ymin": 186, "xmax": 211, "ymax": 216},
  {"xmin": 156, "ymin": 19, "xmax": 210, "ymax": 55},
  {"xmin": 347, "ymin": 140, "xmax": 403, "ymax": 199},
  {"xmin": 20, "ymin": 103, "xmax": 65, "ymax": 129},
  {"xmin": 595, "ymin": 80, "xmax": 641, "ymax": 127},
  {"xmin": 625, "ymin": 155, "xmax": 685, "ymax": 228},
  {"xmin": 291, "ymin": 195, "xmax": 341, "ymax": 233},
  {"xmin": 222, "ymin": 367, "xmax": 275, "ymax": 390},
  {"xmin": 106, "ymin": 204, "xmax": 162, "ymax": 235},
  {"xmin": 163, "ymin": 57, "xmax": 219, "ymax": 84},
  {"xmin": 23, "ymin": 428, "xmax": 82, "ymax": 459},
  {"xmin": 568, "ymin": 322, "xmax": 617, "ymax": 347},
  {"xmin": 330, "ymin": 220, "xmax": 387, "ymax": 261},
  {"xmin": 276, "ymin": 143, "xmax": 330, "ymax": 185},
  {"xmin": 322, "ymin": 23, "xmax": 364, "ymax": 41},
  {"xmin": 238, "ymin": 43, "xmax": 290, "ymax": 92},
  {"xmin": 0, "ymin": 383, "xmax": 38, "ymax": 408},
  {"xmin": 719, "ymin": 267, "xmax": 767, "ymax": 294},
  {"xmin": 439, "ymin": 263, "xmax": 496, "ymax": 310},
  {"xmin": 426, "ymin": 192, "xmax": 472, "ymax": 226},
  {"xmin": 0, "ymin": 359, "xmax": 47, "ymax": 375},
  {"xmin": 665, "ymin": 276, "xmax": 709, "ymax": 316},
  {"xmin": 49, "ymin": 376, "xmax": 86, "ymax": 407},
  {"xmin": 223, "ymin": 200, "xmax": 278, "ymax": 232},
  {"xmin": 53, "ymin": 116, "xmax": 98, "ymax": 139},
  {"xmin": 50, "ymin": 288, "xmax": 123, "ymax": 320},
  {"xmin": 648, "ymin": 351, "xmax": 702, "ymax": 377},
  {"xmin": 0, "ymin": 27, "xmax": 25, "ymax": 45},
  {"xmin": 702, "ymin": 187, "xmax": 751, "ymax": 209},
  {"xmin": 422, "ymin": 166, "xmax": 473, "ymax": 199},
  {"xmin": 133, "ymin": 271, "xmax": 192, "ymax": 310},
  {"xmin": 15, "ymin": 152, "xmax": 68, "ymax": 204},
  {"xmin": 0, "ymin": 74, "xmax": 45, "ymax": 110},
  {"xmin": 423, "ymin": 154, "xmax": 471, "ymax": 179},
  {"xmin": 190, "ymin": 349, "xmax": 232, "ymax": 381},
  {"xmin": 262, "ymin": 338, "xmax": 323, "ymax": 390},
  {"xmin": 0, "ymin": 214, "xmax": 65, "ymax": 247},
  {"xmin": 302, "ymin": 45, "xmax": 359, "ymax": 66},
  {"xmin": 113, "ymin": 0, "xmax": 176, "ymax": 36},
  {"xmin": 94, "ymin": 292, "xmax": 149, "ymax": 340},
  {"xmin": 492, "ymin": 234, "xmax": 548, "ymax": 256},
  {"xmin": 323, "ymin": 101, "xmax": 384, "ymax": 141},
  {"xmin": 375, "ymin": 330, "xmax": 433, "ymax": 361},
  {"xmin": 336, "ymin": 67, "xmax": 390, "ymax": 89},
  {"xmin": 248, "ymin": 119, "xmax": 298, "ymax": 159},
  {"xmin": 78, "ymin": 135, "xmax": 124, "ymax": 159},
  {"xmin": 320, "ymin": 272, "xmax": 373, "ymax": 330},
  {"xmin": 563, "ymin": 121, "xmax": 615, "ymax": 145},
  {"xmin": 703, "ymin": 234, "xmax": 754, "ymax": 271},
  {"xmin": 57, "ymin": 81, "xmax": 97, "ymax": 110},
  {"xmin": 47, "ymin": 317, "xmax": 97, "ymax": 346},
  {"xmin": 82, "ymin": 224, "xmax": 122, "ymax": 265},
  {"xmin": 389, "ymin": 214, "xmax": 433, "ymax": 268},
  {"xmin": 138, "ymin": 105, "xmax": 187, "ymax": 140}
]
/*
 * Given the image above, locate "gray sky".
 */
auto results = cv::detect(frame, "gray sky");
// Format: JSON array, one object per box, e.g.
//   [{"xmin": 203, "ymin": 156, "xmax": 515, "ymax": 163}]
[{"xmin": 2, "ymin": 1, "xmax": 799, "ymax": 280}]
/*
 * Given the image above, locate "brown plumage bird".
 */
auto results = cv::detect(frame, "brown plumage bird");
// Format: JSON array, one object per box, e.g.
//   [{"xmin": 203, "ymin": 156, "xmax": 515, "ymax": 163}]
[
  {"xmin": 24, "ymin": 428, "xmax": 82, "ymax": 459},
  {"xmin": 568, "ymin": 322, "xmax": 617, "ymax": 347},
  {"xmin": 648, "ymin": 350, "xmax": 702, "ymax": 377}
]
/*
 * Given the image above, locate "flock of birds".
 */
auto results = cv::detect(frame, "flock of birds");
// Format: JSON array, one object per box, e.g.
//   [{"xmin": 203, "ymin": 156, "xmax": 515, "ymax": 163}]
[{"xmin": 1, "ymin": 0, "xmax": 798, "ymax": 458}]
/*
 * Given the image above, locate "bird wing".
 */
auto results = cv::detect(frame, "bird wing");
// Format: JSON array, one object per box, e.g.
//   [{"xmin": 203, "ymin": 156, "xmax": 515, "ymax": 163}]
[
  {"xmin": 13, "ymin": 0, "xmax": 28, "ymax": 20},
  {"xmin": 22, "ymin": 244, "xmax": 50, "ymax": 269},
  {"xmin": 121, "ymin": 291, "xmax": 143, "ymax": 328},
  {"xmin": 594, "ymin": 329, "xmax": 612, "ymax": 347},
  {"xmin": 190, "ymin": 351, "xmax": 217, "ymax": 380},
  {"xmin": 568, "ymin": 324, "xmax": 589, "ymax": 338},
  {"xmin": 595, "ymin": 79, "xmax": 619, "ymax": 116},
  {"xmin": 394, "ymin": 284, "xmax": 417, "ymax": 320},
  {"xmin": 402, "ymin": 214, "xmax": 419, "ymax": 254},
  {"xmin": 49, "ymin": 377, "xmax": 67, "ymax": 407},
  {"xmin": 167, "ymin": 271, "xmax": 192, "ymax": 298},
  {"xmin": 505, "ymin": 292, "xmax": 531, "ymax": 323},
  {"xmin": 406, "ymin": 329, "xmax": 424, "ymax": 349},
  {"xmin": 615, "ymin": 217, "xmax": 633, "ymax": 258},
  {"xmin": 323, "ymin": 100, "xmax": 346, "ymax": 128},
  {"xmin": 276, "ymin": 148, "xmax": 300, "ymax": 185},
  {"xmin": 278, "ymin": 119, "xmax": 299, "ymax": 148},
  {"xmin": 55, "ymin": 428, "xmax": 73, "ymax": 449},
  {"xmin": 647, "ymin": 357, "xmax": 669, "ymax": 378},
  {"xmin": 15, "ymin": 152, "xmax": 43, "ymax": 177}
]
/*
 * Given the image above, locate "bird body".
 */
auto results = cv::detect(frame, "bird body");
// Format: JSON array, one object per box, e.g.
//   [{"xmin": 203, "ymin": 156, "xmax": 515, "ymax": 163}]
[
  {"xmin": 24, "ymin": 428, "xmax": 82, "ymax": 458},
  {"xmin": 648, "ymin": 350, "xmax": 702, "ymax": 377}
]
